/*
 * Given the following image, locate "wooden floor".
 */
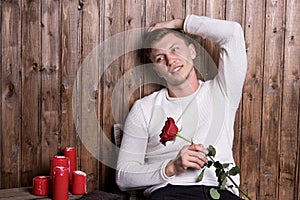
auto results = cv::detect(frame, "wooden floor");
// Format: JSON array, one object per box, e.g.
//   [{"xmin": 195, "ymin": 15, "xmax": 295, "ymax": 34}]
[{"xmin": 0, "ymin": 187, "xmax": 83, "ymax": 200}]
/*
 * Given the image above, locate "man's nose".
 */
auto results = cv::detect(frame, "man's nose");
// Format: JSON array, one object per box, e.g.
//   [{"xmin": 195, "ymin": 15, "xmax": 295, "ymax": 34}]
[{"xmin": 166, "ymin": 53, "xmax": 177, "ymax": 67}]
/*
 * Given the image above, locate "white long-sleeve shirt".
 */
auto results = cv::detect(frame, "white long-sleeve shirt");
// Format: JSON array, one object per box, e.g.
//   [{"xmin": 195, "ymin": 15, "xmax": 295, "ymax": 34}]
[{"xmin": 116, "ymin": 14, "xmax": 247, "ymax": 196}]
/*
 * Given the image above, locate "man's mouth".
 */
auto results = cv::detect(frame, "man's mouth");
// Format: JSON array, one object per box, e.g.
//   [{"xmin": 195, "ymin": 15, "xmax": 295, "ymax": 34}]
[{"xmin": 170, "ymin": 65, "xmax": 183, "ymax": 73}]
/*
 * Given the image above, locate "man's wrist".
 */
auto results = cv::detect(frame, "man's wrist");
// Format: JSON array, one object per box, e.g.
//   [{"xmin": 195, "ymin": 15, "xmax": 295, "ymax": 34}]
[
  {"xmin": 174, "ymin": 19, "xmax": 184, "ymax": 29},
  {"xmin": 165, "ymin": 160, "xmax": 176, "ymax": 177}
]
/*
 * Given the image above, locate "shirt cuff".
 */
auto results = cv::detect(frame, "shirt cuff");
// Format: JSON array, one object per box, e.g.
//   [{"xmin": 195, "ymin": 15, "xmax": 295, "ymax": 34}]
[
  {"xmin": 183, "ymin": 14, "xmax": 192, "ymax": 32},
  {"xmin": 160, "ymin": 160, "xmax": 175, "ymax": 181}
]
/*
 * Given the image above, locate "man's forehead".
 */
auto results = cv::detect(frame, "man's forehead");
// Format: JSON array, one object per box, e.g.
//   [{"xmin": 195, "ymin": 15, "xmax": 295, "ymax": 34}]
[{"xmin": 152, "ymin": 33, "xmax": 185, "ymax": 47}]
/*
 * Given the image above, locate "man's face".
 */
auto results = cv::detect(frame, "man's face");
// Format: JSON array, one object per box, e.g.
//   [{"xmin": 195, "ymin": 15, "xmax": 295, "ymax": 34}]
[{"xmin": 149, "ymin": 33, "xmax": 196, "ymax": 87}]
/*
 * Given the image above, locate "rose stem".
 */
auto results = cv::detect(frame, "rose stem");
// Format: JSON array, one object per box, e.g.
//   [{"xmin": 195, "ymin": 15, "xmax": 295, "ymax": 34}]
[
  {"xmin": 176, "ymin": 133, "xmax": 192, "ymax": 144},
  {"xmin": 207, "ymin": 155, "xmax": 252, "ymax": 200}
]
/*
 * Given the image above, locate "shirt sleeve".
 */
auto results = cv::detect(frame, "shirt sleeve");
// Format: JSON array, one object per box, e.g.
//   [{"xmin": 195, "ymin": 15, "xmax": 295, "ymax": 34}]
[
  {"xmin": 116, "ymin": 101, "xmax": 172, "ymax": 191},
  {"xmin": 184, "ymin": 15, "xmax": 247, "ymax": 108}
]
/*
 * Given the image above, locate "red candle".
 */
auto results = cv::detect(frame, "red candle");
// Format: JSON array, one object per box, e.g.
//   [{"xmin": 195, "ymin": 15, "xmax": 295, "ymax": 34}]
[
  {"xmin": 32, "ymin": 176, "xmax": 50, "ymax": 196},
  {"xmin": 53, "ymin": 166, "xmax": 69, "ymax": 200},
  {"xmin": 72, "ymin": 171, "xmax": 87, "ymax": 195},
  {"xmin": 50, "ymin": 156, "xmax": 70, "ymax": 179},
  {"xmin": 63, "ymin": 147, "xmax": 77, "ymax": 184}
]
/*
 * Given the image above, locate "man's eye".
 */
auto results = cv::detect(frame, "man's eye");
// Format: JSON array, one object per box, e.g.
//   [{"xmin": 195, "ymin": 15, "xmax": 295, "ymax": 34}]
[
  {"xmin": 172, "ymin": 47, "xmax": 179, "ymax": 52},
  {"xmin": 156, "ymin": 57, "xmax": 164, "ymax": 63}
]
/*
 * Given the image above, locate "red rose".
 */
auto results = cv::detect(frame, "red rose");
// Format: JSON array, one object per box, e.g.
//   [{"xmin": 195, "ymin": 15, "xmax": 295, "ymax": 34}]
[{"xmin": 159, "ymin": 117, "xmax": 179, "ymax": 145}]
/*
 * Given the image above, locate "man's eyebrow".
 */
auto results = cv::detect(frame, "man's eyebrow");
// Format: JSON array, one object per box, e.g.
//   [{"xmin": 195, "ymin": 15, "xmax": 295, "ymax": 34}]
[
  {"xmin": 168, "ymin": 43, "xmax": 179, "ymax": 50},
  {"xmin": 152, "ymin": 43, "xmax": 180, "ymax": 57}
]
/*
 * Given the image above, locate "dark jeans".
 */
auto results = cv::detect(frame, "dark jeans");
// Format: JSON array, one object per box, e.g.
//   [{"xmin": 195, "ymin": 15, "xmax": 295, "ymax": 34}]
[{"xmin": 147, "ymin": 184, "xmax": 243, "ymax": 200}]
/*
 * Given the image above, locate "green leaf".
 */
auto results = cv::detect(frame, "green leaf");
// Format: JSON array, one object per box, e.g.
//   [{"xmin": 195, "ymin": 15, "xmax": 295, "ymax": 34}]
[
  {"xmin": 197, "ymin": 169, "xmax": 205, "ymax": 182},
  {"xmin": 228, "ymin": 166, "xmax": 241, "ymax": 176},
  {"xmin": 213, "ymin": 161, "xmax": 223, "ymax": 169},
  {"xmin": 220, "ymin": 177, "xmax": 227, "ymax": 190},
  {"xmin": 222, "ymin": 163, "xmax": 231, "ymax": 168},
  {"xmin": 215, "ymin": 168, "xmax": 222, "ymax": 177},
  {"xmin": 205, "ymin": 160, "xmax": 213, "ymax": 168},
  {"xmin": 210, "ymin": 188, "xmax": 220, "ymax": 199},
  {"xmin": 217, "ymin": 170, "xmax": 226, "ymax": 184},
  {"xmin": 207, "ymin": 145, "xmax": 216, "ymax": 157}
]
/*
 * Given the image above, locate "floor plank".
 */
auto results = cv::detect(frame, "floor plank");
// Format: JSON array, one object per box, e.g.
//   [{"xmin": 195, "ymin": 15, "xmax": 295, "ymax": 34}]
[{"xmin": 0, "ymin": 187, "xmax": 82, "ymax": 200}]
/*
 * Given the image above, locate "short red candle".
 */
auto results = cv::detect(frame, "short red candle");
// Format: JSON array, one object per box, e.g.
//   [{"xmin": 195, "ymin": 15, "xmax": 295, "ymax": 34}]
[
  {"xmin": 53, "ymin": 166, "xmax": 69, "ymax": 200},
  {"xmin": 50, "ymin": 156, "xmax": 70, "ymax": 179},
  {"xmin": 32, "ymin": 176, "xmax": 50, "ymax": 196},
  {"xmin": 63, "ymin": 147, "xmax": 77, "ymax": 184},
  {"xmin": 71, "ymin": 171, "xmax": 86, "ymax": 195}
]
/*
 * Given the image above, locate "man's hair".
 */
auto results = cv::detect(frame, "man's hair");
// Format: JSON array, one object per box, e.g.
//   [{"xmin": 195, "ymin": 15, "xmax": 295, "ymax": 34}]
[{"xmin": 142, "ymin": 28, "xmax": 195, "ymax": 60}]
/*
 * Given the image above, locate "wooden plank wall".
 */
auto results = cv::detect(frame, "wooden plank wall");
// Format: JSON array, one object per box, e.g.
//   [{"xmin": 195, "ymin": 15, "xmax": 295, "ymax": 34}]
[{"xmin": 1, "ymin": 0, "xmax": 299, "ymax": 199}]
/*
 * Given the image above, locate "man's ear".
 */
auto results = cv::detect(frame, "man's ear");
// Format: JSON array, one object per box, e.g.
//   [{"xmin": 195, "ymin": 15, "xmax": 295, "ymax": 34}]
[{"xmin": 188, "ymin": 43, "xmax": 196, "ymax": 59}]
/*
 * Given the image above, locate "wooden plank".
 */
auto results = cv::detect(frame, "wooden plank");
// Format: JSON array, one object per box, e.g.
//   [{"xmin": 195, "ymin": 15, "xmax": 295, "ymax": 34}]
[
  {"xmin": 1, "ymin": 0, "xmax": 21, "ymax": 188},
  {"xmin": 260, "ymin": 0, "xmax": 285, "ymax": 199},
  {"xmin": 79, "ymin": 0, "xmax": 101, "ymax": 192},
  {"xmin": 225, "ymin": 0, "xmax": 245, "ymax": 23},
  {"xmin": 0, "ymin": 0, "xmax": 2, "ymax": 189},
  {"xmin": 225, "ymin": 0, "xmax": 246, "ymax": 173},
  {"xmin": 0, "ymin": 187, "xmax": 82, "ymax": 200},
  {"xmin": 102, "ymin": 0, "xmax": 125, "ymax": 191},
  {"xmin": 61, "ymin": 0, "xmax": 80, "ymax": 154},
  {"xmin": 123, "ymin": 0, "xmax": 145, "ymax": 120},
  {"xmin": 204, "ymin": 0, "xmax": 226, "ymax": 64},
  {"xmin": 21, "ymin": 0, "xmax": 41, "ymax": 186},
  {"xmin": 40, "ymin": 0, "xmax": 61, "ymax": 174},
  {"xmin": 241, "ymin": 0, "xmax": 266, "ymax": 199},
  {"xmin": 144, "ymin": 0, "xmax": 166, "ymax": 96},
  {"xmin": 185, "ymin": 0, "xmax": 205, "ymax": 16},
  {"xmin": 279, "ymin": 0, "xmax": 300, "ymax": 199},
  {"xmin": 166, "ymin": 0, "xmax": 185, "ymax": 19},
  {"xmin": 75, "ymin": 0, "xmax": 83, "ymax": 180}
]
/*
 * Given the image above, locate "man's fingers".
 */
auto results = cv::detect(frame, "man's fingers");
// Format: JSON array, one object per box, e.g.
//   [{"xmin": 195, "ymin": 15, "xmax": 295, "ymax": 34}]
[{"xmin": 189, "ymin": 144, "xmax": 209, "ymax": 155}]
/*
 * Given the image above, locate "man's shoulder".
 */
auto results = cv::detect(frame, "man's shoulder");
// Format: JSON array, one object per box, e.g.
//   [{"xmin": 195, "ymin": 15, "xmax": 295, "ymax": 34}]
[{"xmin": 129, "ymin": 88, "xmax": 166, "ymax": 118}]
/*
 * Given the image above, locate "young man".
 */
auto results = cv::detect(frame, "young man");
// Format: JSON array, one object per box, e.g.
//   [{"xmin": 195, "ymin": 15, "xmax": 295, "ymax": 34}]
[{"xmin": 116, "ymin": 14, "xmax": 247, "ymax": 200}]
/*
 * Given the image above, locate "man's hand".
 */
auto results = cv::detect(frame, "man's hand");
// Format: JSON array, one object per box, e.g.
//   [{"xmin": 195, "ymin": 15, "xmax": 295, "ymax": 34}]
[
  {"xmin": 148, "ymin": 19, "xmax": 184, "ymax": 32},
  {"xmin": 165, "ymin": 144, "xmax": 208, "ymax": 177}
]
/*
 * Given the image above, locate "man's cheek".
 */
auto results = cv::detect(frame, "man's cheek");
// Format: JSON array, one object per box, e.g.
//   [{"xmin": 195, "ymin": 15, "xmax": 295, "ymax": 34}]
[{"xmin": 153, "ymin": 65, "xmax": 166, "ymax": 78}]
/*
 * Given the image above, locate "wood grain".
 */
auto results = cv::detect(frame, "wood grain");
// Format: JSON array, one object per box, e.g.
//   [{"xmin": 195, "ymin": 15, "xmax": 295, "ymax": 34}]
[
  {"xmin": 124, "ymin": 0, "xmax": 145, "ymax": 118},
  {"xmin": 102, "ymin": 0, "xmax": 125, "ymax": 191},
  {"xmin": 260, "ymin": 0, "xmax": 285, "ymax": 199},
  {"xmin": 1, "ymin": 0, "xmax": 21, "ymax": 188},
  {"xmin": 21, "ymin": 0, "xmax": 41, "ymax": 187},
  {"xmin": 79, "ymin": 0, "xmax": 102, "ymax": 192},
  {"xmin": 40, "ymin": 0, "xmax": 61, "ymax": 175},
  {"xmin": 61, "ymin": 0, "xmax": 80, "ymax": 157},
  {"xmin": 279, "ymin": 0, "xmax": 300, "ymax": 199},
  {"xmin": 241, "ymin": 0, "xmax": 266, "ymax": 199}
]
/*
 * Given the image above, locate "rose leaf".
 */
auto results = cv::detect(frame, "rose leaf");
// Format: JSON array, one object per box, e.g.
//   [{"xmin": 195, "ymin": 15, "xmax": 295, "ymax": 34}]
[
  {"xmin": 228, "ymin": 166, "xmax": 241, "ymax": 176},
  {"xmin": 220, "ymin": 177, "xmax": 227, "ymax": 190},
  {"xmin": 197, "ymin": 169, "xmax": 205, "ymax": 182},
  {"xmin": 207, "ymin": 145, "xmax": 216, "ymax": 157},
  {"xmin": 222, "ymin": 163, "xmax": 231, "ymax": 168},
  {"xmin": 213, "ymin": 161, "xmax": 223, "ymax": 169},
  {"xmin": 205, "ymin": 160, "xmax": 213, "ymax": 168},
  {"xmin": 210, "ymin": 188, "xmax": 220, "ymax": 199}
]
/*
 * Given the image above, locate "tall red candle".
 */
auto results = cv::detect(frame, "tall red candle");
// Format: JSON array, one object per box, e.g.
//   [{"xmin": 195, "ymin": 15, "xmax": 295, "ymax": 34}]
[
  {"xmin": 63, "ymin": 147, "xmax": 76, "ymax": 184},
  {"xmin": 53, "ymin": 166, "xmax": 69, "ymax": 200},
  {"xmin": 72, "ymin": 171, "xmax": 87, "ymax": 195},
  {"xmin": 50, "ymin": 156, "xmax": 70, "ymax": 179},
  {"xmin": 32, "ymin": 176, "xmax": 50, "ymax": 196}
]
